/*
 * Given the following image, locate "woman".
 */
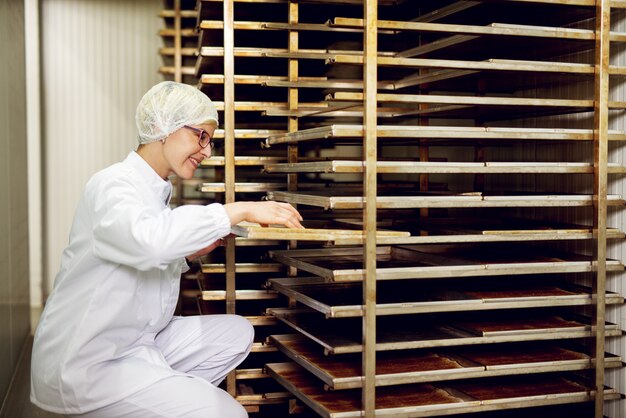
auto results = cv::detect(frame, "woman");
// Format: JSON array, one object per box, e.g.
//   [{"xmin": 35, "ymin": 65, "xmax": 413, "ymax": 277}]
[{"xmin": 31, "ymin": 81, "xmax": 303, "ymax": 417}]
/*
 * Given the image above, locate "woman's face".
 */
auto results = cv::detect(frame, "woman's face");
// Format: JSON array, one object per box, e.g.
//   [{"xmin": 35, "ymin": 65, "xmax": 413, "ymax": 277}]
[{"xmin": 163, "ymin": 123, "xmax": 216, "ymax": 180}]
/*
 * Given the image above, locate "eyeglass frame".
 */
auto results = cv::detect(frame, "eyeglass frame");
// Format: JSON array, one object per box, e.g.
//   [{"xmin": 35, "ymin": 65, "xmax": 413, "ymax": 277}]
[{"xmin": 183, "ymin": 125, "xmax": 215, "ymax": 149}]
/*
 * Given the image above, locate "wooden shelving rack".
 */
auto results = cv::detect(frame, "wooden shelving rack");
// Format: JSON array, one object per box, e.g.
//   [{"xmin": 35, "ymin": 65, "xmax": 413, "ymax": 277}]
[
  {"xmin": 186, "ymin": 0, "xmax": 626, "ymax": 416},
  {"xmin": 159, "ymin": 0, "xmax": 199, "ymax": 84}
]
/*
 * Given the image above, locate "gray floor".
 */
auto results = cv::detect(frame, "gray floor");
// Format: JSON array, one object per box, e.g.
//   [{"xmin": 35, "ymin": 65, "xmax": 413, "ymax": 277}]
[{"xmin": 0, "ymin": 336, "xmax": 63, "ymax": 418}]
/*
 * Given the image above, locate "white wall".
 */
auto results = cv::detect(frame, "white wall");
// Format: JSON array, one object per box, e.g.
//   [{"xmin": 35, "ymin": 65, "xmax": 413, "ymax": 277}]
[
  {"xmin": 0, "ymin": 0, "xmax": 29, "ymax": 403},
  {"xmin": 40, "ymin": 0, "xmax": 162, "ymax": 299}
]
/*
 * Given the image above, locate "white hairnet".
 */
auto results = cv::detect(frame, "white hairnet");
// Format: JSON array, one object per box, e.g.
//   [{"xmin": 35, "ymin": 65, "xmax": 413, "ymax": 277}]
[{"xmin": 135, "ymin": 81, "xmax": 219, "ymax": 144}]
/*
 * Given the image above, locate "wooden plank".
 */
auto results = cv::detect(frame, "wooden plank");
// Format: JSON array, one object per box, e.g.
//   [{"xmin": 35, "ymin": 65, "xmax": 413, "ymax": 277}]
[
  {"xmin": 211, "ymin": 101, "xmax": 328, "ymax": 112},
  {"xmin": 200, "ymin": 19, "xmax": 390, "ymax": 34},
  {"xmin": 266, "ymin": 190, "xmax": 625, "ymax": 210},
  {"xmin": 243, "ymin": 16, "xmax": 626, "ymax": 43},
  {"xmin": 268, "ymin": 245, "xmax": 624, "ymax": 282},
  {"xmin": 250, "ymin": 342, "xmax": 279, "ymax": 353},
  {"xmin": 236, "ymin": 392, "xmax": 292, "ymax": 405},
  {"xmin": 593, "ymin": 1, "xmax": 610, "ymax": 416},
  {"xmin": 200, "ymin": 262, "xmax": 284, "ymax": 274},
  {"xmin": 264, "ymin": 160, "xmax": 626, "ymax": 174},
  {"xmin": 200, "ymin": 20, "xmax": 278, "ymax": 30},
  {"xmin": 197, "ymin": 46, "xmax": 394, "ymax": 59},
  {"xmin": 201, "ymin": 156, "xmax": 284, "ymax": 167},
  {"xmin": 271, "ymin": 335, "xmax": 480, "ymax": 390},
  {"xmin": 267, "ymin": 362, "xmax": 619, "ymax": 417},
  {"xmin": 212, "ymin": 129, "xmax": 286, "ymax": 139},
  {"xmin": 499, "ymin": 0, "xmax": 595, "ymax": 5},
  {"xmin": 224, "ymin": 9, "xmax": 238, "ymax": 387},
  {"xmin": 199, "ymin": 74, "xmax": 326, "ymax": 85},
  {"xmin": 267, "ymin": 277, "xmax": 624, "ymax": 317},
  {"xmin": 352, "ymin": 231, "xmax": 624, "ymax": 245},
  {"xmin": 362, "ymin": 0, "xmax": 378, "ymax": 412},
  {"xmin": 236, "ymin": 368, "xmax": 271, "ymax": 379},
  {"xmin": 159, "ymin": 28, "xmax": 198, "ymax": 37},
  {"xmin": 330, "ymin": 54, "xmax": 598, "ymax": 74},
  {"xmin": 306, "ymin": 217, "xmax": 625, "ymax": 244},
  {"xmin": 267, "ymin": 362, "xmax": 474, "ymax": 418},
  {"xmin": 173, "ymin": 0, "xmax": 182, "ymax": 82},
  {"xmin": 199, "ymin": 46, "xmax": 284, "ymax": 57},
  {"xmin": 264, "ymin": 105, "xmax": 411, "ymax": 118},
  {"xmin": 287, "ymin": 0, "xmax": 299, "ymax": 267},
  {"xmin": 268, "ymin": 307, "xmax": 623, "ymax": 353},
  {"xmin": 200, "ymin": 0, "xmax": 399, "ymax": 4},
  {"xmin": 245, "ymin": 315, "xmax": 279, "ymax": 326},
  {"xmin": 263, "ymin": 79, "xmax": 395, "ymax": 90},
  {"xmin": 200, "ymin": 289, "xmax": 280, "ymax": 301},
  {"xmin": 231, "ymin": 222, "xmax": 409, "ymax": 241},
  {"xmin": 200, "ymin": 182, "xmax": 285, "ymax": 192},
  {"xmin": 196, "ymin": 0, "xmax": 601, "ymax": 5},
  {"xmin": 264, "ymin": 125, "xmax": 626, "ymax": 146},
  {"xmin": 158, "ymin": 47, "xmax": 198, "ymax": 56},
  {"xmin": 270, "ymin": 334, "xmax": 622, "ymax": 389},
  {"xmin": 331, "ymin": 17, "xmax": 626, "ymax": 42},
  {"xmin": 264, "ymin": 21, "xmax": 377, "ymax": 33},
  {"xmin": 159, "ymin": 9, "xmax": 198, "ymax": 18},
  {"xmin": 328, "ymin": 91, "xmax": 626, "ymax": 109}
]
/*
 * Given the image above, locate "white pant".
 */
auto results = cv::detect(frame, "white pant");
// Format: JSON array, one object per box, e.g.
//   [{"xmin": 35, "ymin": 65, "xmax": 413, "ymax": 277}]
[{"xmin": 71, "ymin": 315, "xmax": 254, "ymax": 418}]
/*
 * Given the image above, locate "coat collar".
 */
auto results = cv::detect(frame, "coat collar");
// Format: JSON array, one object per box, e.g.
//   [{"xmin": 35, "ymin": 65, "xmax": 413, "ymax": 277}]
[{"xmin": 124, "ymin": 151, "xmax": 172, "ymax": 205}]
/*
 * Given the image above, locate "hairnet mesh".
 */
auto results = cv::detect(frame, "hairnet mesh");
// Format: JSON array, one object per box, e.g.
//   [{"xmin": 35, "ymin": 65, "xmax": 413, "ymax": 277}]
[{"xmin": 135, "ymin": 81, "xmax": 219, "ymax": 144}]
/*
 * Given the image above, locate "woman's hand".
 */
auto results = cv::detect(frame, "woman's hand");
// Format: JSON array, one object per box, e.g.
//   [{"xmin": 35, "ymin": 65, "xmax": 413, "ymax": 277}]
[{"xmin": 223, "ymin": 201, "xmax": 304, "ymax": 229}]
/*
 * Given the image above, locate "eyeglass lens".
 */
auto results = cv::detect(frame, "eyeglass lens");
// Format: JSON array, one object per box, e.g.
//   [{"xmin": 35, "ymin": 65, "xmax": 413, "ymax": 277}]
[{"xmin": 198, "ymin": 131, "xmax": 211, "ymax": 148}]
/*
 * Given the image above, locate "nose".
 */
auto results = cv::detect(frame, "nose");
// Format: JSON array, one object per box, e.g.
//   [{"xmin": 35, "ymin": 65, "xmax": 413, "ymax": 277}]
[{"xmin": 199, "ymin": 146, "xmax": 212, "ymax": 159}]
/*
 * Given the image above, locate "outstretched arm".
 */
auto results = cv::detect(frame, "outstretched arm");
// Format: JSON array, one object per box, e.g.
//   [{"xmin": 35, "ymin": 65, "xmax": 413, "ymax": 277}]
[
  {"xmin": 186, "ymin": 201, "xmax": 303, "ymax": 261},
  {"xmin": 223, "ymin": 201, "xmax": 304, "ymax": 229}
]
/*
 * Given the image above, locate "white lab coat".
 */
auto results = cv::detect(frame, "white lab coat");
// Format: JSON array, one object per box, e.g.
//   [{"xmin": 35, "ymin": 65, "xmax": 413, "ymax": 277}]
[{"xmin": 31, "ymin": 151, "xmax": 232, "ymax": 414}]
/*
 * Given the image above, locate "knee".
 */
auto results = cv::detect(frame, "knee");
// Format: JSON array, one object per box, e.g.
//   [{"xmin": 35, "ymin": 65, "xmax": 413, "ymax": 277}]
[
  {"xmin": 230, "ymin": 315, "xmax": 254, "ymax": 354},
  {"xmin": 223, "ymin": 399, "xmax": 248, "ymax": 418},
  {"xmin": 197, "ymin": 394, "xmax": 248, "ymax": 418}
]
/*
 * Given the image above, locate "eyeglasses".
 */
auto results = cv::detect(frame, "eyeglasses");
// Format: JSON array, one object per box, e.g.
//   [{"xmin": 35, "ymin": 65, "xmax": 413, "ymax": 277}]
[{"xmin": 183, "ymin": 125, "xmax": 214, "ymax": 149}]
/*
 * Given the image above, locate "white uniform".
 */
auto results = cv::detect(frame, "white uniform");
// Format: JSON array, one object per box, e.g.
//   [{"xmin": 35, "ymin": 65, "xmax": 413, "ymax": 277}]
[{"xmin": 31, "ymin": 152, "xmax": 253, "ymax": 417}]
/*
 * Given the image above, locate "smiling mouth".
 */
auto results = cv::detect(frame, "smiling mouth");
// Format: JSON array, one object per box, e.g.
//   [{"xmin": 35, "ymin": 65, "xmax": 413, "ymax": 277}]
[{"xmin": 189, "ymin": 157, "xmax": 200, "ymax": 169}]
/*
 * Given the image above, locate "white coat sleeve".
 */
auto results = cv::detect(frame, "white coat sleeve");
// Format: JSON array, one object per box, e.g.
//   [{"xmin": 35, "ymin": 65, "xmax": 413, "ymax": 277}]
[{"xmin": 88, "ymin": 176, "xmax": 231, "ymax": 271}]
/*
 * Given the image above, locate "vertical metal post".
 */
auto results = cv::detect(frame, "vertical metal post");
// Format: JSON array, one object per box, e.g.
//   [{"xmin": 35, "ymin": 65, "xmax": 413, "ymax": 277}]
[
  {"xmin": 288, "ymin": 0, "xmax": 299, "ymax": 280},
  {"xmin": 592, "ymin": 0, "xmax": 609, "ymax": 416},
  {"xmin": 223, "ymin": 0, "xmax": 237, "ymax": 397},
  {"xmin": 362, "ymin": 0, "xmax": 377, "ymax": 416},
  {"xmin": 418, "ymin": 70, "xmax": 429, "ymax": 223},
  {"xmin": 223, "ymin": 0, "xmax": 236, "ymax": 316},
  {"xmin": 288, "ymin": 0, "xmax": 298, "ymax": 187},
  {"xmin": 174, "ymin": 0, "xmax": 183, "ymax": 207},
  {"xmin": 173, "ymin": 0, "xmax": 182, "ymax": 83}
]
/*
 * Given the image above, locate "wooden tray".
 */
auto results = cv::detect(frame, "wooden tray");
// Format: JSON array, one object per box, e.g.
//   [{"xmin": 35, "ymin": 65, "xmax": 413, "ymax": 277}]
[
  {"xmin": 263, "ymin": 124, "xmax": 626, "ymax": 147},
  {"xmin": 310, "ymin": 216, "xmax": 624, "ymax": 245},
  {"xmin": 270, "ymin": 334, "xmax": 622, "ymax": 389},
  {"xmin": 266, "ymin": 362, "xmax": 619, "ymax": 418},
  {"xmin": 231, "ymin": 222, "xmax": 410, "ymax": 244},
  {"xmin": 372, "ymin": 216, "xmax": 624, "ymax": 237},
  {"xmin": 267, "ymin": 190, "xmax": 625, "ymax": 210},
  {"xmin": 267, "ymin": 277, "xmax": 624, "ymax": 317},
  {"xmin": 200, "ymin": 262, "xmax": 285, "ymax": 274},
  {"xmin": 268, "ymin": 244, "xmax": 624, "ymax": 281},
  {"xmin": 268, "ymin": 307, "xmax": 623, "ymax": 354},
  {"xmin": 263, "ymin": 160, "xmax": 626, "ymax": 174}
]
